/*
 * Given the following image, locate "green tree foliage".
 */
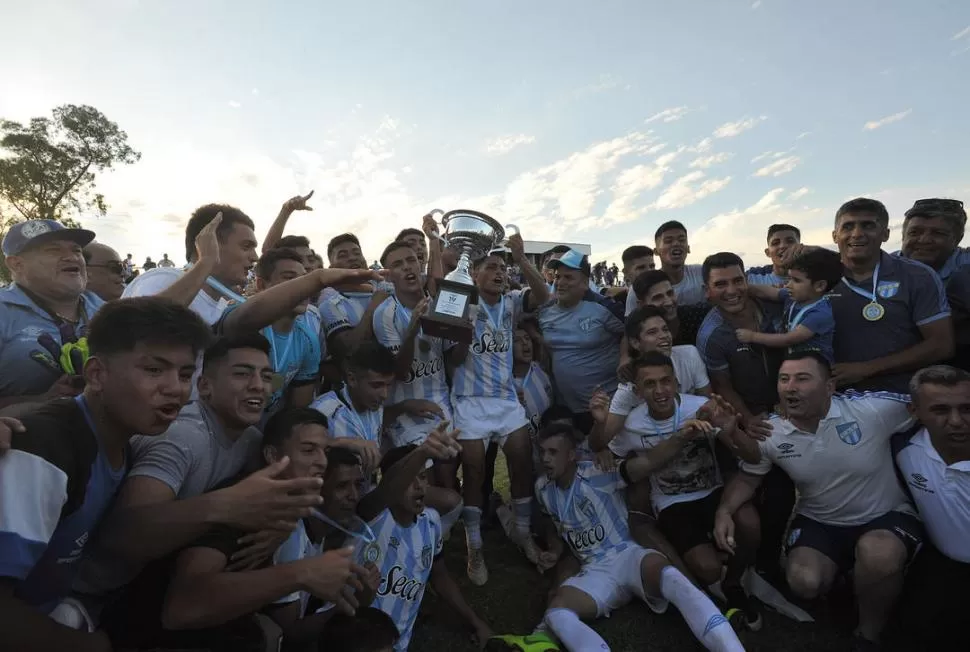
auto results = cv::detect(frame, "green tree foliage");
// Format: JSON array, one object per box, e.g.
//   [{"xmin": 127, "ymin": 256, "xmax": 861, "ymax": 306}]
[{"xmin": 0, "ymin": 104, "xmax": 140, "ymax": 281}]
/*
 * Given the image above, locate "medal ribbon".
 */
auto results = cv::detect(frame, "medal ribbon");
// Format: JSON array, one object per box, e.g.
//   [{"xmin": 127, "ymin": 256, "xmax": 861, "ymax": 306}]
[
  {"xmin": 310, "ymin": 509, "xmax": 377, "ymax": 544},
  {"xmin": 840, "ymin": 262, "xmax": 881, "ymax": 307},
  {"xmin": 787, "ymin": 298, "xmax": 826, "ymax": 329}
]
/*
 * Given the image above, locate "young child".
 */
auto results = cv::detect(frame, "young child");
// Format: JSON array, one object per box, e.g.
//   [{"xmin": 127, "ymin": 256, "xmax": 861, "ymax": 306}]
[{"xmin": 736, "ymin": 247, "xmax": 843, "ymax": 362}]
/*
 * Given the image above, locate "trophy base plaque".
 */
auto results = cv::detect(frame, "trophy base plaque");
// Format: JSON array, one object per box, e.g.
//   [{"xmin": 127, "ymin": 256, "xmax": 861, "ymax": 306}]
[{"xmin": 420, "ymin": 278, "xmax": 478, "ymax": 344}]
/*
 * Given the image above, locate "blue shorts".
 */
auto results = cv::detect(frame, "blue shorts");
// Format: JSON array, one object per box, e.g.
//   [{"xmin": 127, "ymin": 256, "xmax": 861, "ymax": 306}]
[{"xmin": 785, "ymin": 511, "xmax": 924, "ymax": 573}]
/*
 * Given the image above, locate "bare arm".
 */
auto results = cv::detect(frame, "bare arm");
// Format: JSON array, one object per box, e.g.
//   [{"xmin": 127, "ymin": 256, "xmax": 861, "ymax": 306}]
[
  {"xmin": 157, "ymin": 212, "xmax": 222, "ymax": 307},
  {"xmin": 745, "ymin": 284, "xmax": 783, "ymax": 302},
  {"xmin": 0, "ymin": 582, "xmax": 110, "ymax": 652},
  {"xmin": 746, "ymin": 325, "xmax": 815, "ymax": 348},
  {"xmin": 262, "ymin": 192, "xmax": 315, "ymax": 254},
  {"xmin": 514, "ymin": 243, "xmax": 550, "ymax": 307},
  {"xmin": 716, "ymin": 470, "xmax": 765, "ymax": 516}
]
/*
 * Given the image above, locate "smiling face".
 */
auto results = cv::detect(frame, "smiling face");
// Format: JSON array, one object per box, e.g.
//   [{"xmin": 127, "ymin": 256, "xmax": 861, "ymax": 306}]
[
  {"xmin": 635, "ymin": 363, "xmax": 679, "ymax": 418},
  {"xmin": 267, "ymin": 422, "xmax": 329, "ymax": 480},
  {"xmin": 765, "ymin": 229, "xmax": 800, "ymax": 270},
  {"xmin": 912, "ymin": 381, "xmax": 970, "ymax": 459},
  {"xmin": 901, "ymin": 215, "xmax": 961, "ymax": 271},
  {"xmin": 632, "ymin": 316, "xmax": 673, "ymax": 356},
  {"xmin": 384, "ymin": 245, "xmax": 422, "ymax": 294},
  {"xmin": 704, "ymin": 265, "xmax": 748, "ymax": 315},
  {"xmin": 656, "ymin": 228, "xmax": 690, "ymax": 268},
  {"xmin": 833, "ymin": 212, "xmax": 889, "ymax": 266},
  {"xmin": 198, "ymin": 347, "xmax": 273, "ymax": 430},
  {"xmin": 86, "ymin": 342, "xmax": 198, "ymax": 435},
  {"xmin": 639, "ymin": 280, "xmax": 677, "ymax": 321},
  {"xmin": 330, "ymin": 240, "xmax": 366, "ymax": 270},
  {"xmin": 553, "ymin": 267, "xmax": 587, "ymax": 306},
  {"xmin": 84, "ymin": 243, "xmax": 126, "ymax": 301},
  {"xmin": 7, "ymin": 239, "xmax": 87, "ymax": 300}
]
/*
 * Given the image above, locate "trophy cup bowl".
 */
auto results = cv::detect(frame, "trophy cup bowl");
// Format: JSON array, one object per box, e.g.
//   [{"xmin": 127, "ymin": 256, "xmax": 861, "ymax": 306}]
[{"xmin": 420, "ymin": 209, "xmax": 515, "ymax": 343}]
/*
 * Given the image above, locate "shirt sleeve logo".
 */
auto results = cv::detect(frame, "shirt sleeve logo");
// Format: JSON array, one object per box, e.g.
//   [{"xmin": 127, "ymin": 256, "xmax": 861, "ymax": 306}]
[{"xmin": 836, "ymin": 421, "xmax": 862, "ymax": 445}]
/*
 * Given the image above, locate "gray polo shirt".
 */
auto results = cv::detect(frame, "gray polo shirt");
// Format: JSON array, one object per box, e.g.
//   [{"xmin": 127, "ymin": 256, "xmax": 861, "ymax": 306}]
[
  {"xmin": 831, "ymin": 252, "xmax": 950, "ymax": 394},
  {"xmin": 73, "ymin": 401, "xmax": 263, "ymax": 596}
]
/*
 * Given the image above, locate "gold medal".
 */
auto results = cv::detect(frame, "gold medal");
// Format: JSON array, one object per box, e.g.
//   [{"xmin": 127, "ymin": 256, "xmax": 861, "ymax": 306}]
[{"xmin": 862, "ymin": 302, "xmax": 885, "ymax": 322}]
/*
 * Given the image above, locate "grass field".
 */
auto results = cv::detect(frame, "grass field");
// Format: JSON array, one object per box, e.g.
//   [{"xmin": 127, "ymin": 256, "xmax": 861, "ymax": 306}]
[{"xmin": 409, "ymin": 454, "xmax": 859, "ymax": 651}]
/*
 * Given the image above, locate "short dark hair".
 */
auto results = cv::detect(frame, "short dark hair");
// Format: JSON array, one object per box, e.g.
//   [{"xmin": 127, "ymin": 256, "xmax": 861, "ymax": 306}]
[
  {"xmin": 540, "ymin": 405, "xmax": 575, "ymax": 429},
  {"xmin": 631, "ymin": 350, "xmax": 675, "ymax": 376},
  {"xmin": 277, "ymin": 235, "xmax": 311, "ymax": 250},
  {"xmin": 536, "ymin": 420, "xmax": 581, "ymax": 446},
  {"xmin": 903, "ymin": 198, "xmax": 967, "ymax": 241},
  {"xmin": 624, "ymin": 305, "xmax": 668, "ymax": 342},
  {"xmin": 787, "ymin": 248, "xmax": 843, "ymax": 293},
  {"xmin": 346, "ymin": 341, "xmax": 396, "ymax": 377},
  {"xmin": 184, "ymin": 204, "xmax": 255, "ymax": 263},
  {"xmin": 472, "ymin": 252, "xmax": 506, "ymax": 270},
  {"xmin": 622, "ymin": 245, "xmax": 654, "ymax": 265},
  {"xmin": 702, "ymin": 252, "xmax": 745, "ymax": 284},
  {"xmin": 380, "ymin": 443, "xmax": 417, "ymax": 475},
  {"xmin": 633, "ymin": 269, "xmax": 672, "ymax": 301},
  {"xmin": 327, "ymin": 233, "xmax": 360, "ymax": 258},
  {"xmin": 325, "ymin": 446, "xmax": 363, "ymax": 476},
  {"xmin": 317, "ymin": 608, "xmax": 400, "ymax": 652},
  {"xmin": 256, "ymin": 247, "xmax": 305, "ymax": 281},
  {"xmin": 835, "ymin": 197, "xmax": 889, "ymax": 227},
  {"xmin": 654, "ymin": 220, "xmax": 687, "ymax": 242},
  {"xmin": 202, "ymin": 333, "xmax": 271, "ymax": 373},
  {"xmin": 87, "ymin": 297, "xmax": 212, "ymax": 359},
  {"xmin": 782, "ymin": 350, "xmax": 832, "ymax": 377},
  {"xmin": 395, "ymin": 228, "xmax": 424, "ymax": 242},
  {"xmin": 767, "ymin": 223, "xmax": 801, "ymax": 242},
  {"xmin": 380, "ymin": 240, "xmax": 415, "ymax": 266},
  {"xmin": 262, "ymin": 407, "xmax": 329, "ymax": 451}
]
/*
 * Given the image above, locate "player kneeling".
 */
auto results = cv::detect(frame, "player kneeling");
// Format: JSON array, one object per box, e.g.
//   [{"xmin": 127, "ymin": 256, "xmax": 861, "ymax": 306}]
[{"xmin": 490, "ymin": 422, "xmax": 744, "ymax": 652}]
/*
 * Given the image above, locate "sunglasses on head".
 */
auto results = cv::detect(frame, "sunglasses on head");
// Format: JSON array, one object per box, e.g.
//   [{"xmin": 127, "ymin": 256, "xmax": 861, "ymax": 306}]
[{"xmin": 88, "ymin": 261, "xmax": 125, "ymax": 274}]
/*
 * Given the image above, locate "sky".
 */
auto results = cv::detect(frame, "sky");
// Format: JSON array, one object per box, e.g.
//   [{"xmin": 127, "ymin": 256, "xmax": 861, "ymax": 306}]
[{"xmin": 1, "ymin": 0, "xmax": 969, "ymax": 269}]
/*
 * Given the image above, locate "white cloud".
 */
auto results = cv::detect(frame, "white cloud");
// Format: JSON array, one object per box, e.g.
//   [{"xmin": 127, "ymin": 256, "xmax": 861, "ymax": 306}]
[
  {"xmin": 788, "ymin": 187, "xmax": 810, "ymax": 200},
  {"xmin": 598, "ymin": 151, "xmax": 680, "ymax": 227},
  {"xmin": 689, "ymin": 152, "xmax": 733, "ymax": 169},
  {"xmin": 645, "ymin": 106, "xmax": 689, "ymax": 124},
  {"xmin": 228, "ymin": 100, "xmax": 242, "ymax": 109},
  {"xmin": 952, "ymin": 25, "xmax": 970, "ymax": 40},
  {"xmin": 713, "ymin": 115, "xmax": 767, "ymax": 138},
  {"xmin": 863, "ymin": 109, "xmax": 912, "ymax": 130},
  {"xmin": 689, "ymin": 137, "xmax": 713, "ymax": 153},
  {"xmin": 796, "ymin": 131, "xmax": 812, "ymax": 140},
  {"xmin": 753, "ymin": 155, "xmax": 801, "ymax": 177},
  {"xmin": 751, "ymin": 0, "xmax": 762, "ymax": 8},
  {"xmin": 653, "ymin": 171, "xmax": 732, "ymax": 210},
  {"xmin": 484, "ymin": 134, "xmax": 537, "ymax": 156}
]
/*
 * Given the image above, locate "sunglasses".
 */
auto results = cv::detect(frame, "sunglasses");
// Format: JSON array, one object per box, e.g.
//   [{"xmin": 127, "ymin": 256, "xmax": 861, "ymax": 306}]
[{"xmin": 88, "ymin": 261, "xmax": 125, "ymax": 275}]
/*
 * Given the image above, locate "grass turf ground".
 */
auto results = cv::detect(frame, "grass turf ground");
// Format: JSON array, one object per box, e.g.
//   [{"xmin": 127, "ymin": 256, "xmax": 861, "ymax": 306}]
[{"xmin": 409, "ymin": 454, "xmax": 859, "ymax": 652}]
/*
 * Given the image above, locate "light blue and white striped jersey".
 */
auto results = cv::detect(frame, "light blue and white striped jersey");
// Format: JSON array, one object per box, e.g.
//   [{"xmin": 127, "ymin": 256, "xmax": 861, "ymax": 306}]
[
  {"xmin": 373, "ymin": 296, "xmax": 453, "ymax": 432},
  {"xmin": 272, "ymin": 520, "xmax": 323, "ymax": 616},
  {"xmin": 310, "ymin": 387, "xmax": 383, "ymax": 444},
  {"xmin": 535, "ymin": 461, "xmax": 633, "ymax": 565},
  {"xmin": 515, "ymin": 362, "xmax": 553, "ymax": 435},
  {"xmin": 452, "ymin": 290, "xmax": 527, "ymax": 401},
  {"xmin": 354, "ymin": 507, "xmax": 443, "ymax": 652},
  {"xmin": 746, "ymin": 264, "xmax": 786, "ymax": 287},
  {"xmin": 303, "ymin": 304, "xmax": 328, "ymax": 363},
  {"xmin": 317, "ymin": 288, "xmax": 372, "ymax": 341},
  {"xmin": 260, "ymin": 313, "xmax": 321, "ymax": 415}
]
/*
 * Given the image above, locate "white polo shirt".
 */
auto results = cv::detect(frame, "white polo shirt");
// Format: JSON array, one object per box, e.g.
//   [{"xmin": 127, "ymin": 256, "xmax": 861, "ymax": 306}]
[
  {"xmin": 894, "ymin": 428, "xmax": 970, "ymax": 563},
  {"xmin": 741, "ymin": 391, "xmax": 916, "ymax": 527}
]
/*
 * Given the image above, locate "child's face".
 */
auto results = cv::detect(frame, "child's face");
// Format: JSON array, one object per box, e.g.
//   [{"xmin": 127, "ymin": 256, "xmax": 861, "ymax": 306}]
[{"xmin": 786, "ymin": 268, "xmax": 821, "ymax": 303}]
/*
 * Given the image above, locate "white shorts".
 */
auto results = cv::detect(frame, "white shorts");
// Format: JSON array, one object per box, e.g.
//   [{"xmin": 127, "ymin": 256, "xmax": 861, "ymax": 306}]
[
  {"xmin": 453, "ymin": 396, "xmax": 528, "ymax": 445},
  {"xmin": 562, "ymin": 545, "xmax": 668, "ymax": 618}
]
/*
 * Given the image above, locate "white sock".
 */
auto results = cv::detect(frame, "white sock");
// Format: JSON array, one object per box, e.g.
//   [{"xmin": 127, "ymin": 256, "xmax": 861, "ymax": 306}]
[
  {"xmin": 512, "ymin": 497, "xmax": 532, "ymax": 539},
  {"xmin": 463, "ymin": 505, "xmax": 483, "ymax": 549},
  {"xmin": 544, "ymin": 608, "xmax": 609, "ymax": 652},
  {"xmin": 441, "ymin": 501, "xmax": 463, "ymax": 534},
  {"xmin": 659, "ymin": 566, "xmax": 744, "ymax": 652}
]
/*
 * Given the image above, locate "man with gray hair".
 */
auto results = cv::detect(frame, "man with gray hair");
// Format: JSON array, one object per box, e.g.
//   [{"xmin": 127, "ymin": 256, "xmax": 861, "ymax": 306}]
[{"xmin": 892, "ymin": 364, "xmax": 970, "ymax": 650}]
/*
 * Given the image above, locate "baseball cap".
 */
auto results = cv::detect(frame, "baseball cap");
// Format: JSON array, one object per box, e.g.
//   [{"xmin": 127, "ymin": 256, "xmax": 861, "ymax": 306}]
[
  {"xmin": 2, "ymin": 220, "xmax": 96, "ymax": 257},
  {"xmin": 548, "ymin": 249, "xmax": 591, "ymax": 276},
  {"xmin": 904, "ymin": 198, "xmax": 966, "ymax": 224}
]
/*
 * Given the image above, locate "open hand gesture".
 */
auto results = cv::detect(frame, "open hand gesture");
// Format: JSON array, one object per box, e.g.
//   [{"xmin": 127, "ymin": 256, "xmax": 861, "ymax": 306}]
[
  {"xmin": 421, "ymin": 420, "xmax": 462, "ymax": 460},
  {"xmin": 216, "ymin": 456, "xmax": 324, "ymax": 532},
  {"xmin": 196, "ymin": 211, "xmax": 222, "ymax": 266}
]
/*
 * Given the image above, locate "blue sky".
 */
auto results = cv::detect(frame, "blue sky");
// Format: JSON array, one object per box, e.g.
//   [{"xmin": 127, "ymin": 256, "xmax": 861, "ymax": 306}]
[{"xmin": 2, "ymin": 0, "xmax": 968, "ymax": 267}]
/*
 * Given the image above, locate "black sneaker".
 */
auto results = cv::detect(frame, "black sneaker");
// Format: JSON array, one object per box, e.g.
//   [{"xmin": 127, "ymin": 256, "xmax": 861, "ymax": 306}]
[{"xmin": 723, "ymin": 587, "xmax": 764, "ymax": 632}]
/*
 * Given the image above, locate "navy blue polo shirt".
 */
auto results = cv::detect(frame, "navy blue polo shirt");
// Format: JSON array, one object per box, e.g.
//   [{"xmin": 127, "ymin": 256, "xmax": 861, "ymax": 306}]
[
  {"xmin": 696, "ymin": 298, "xmax": 785, "ymax": 415},
  {"xmin": 831, "ymin": 251, "xmax": 950, "ymax": 393}
]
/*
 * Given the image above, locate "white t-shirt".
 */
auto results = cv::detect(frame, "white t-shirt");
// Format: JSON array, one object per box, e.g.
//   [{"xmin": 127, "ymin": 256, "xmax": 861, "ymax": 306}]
[
  {"xmin": 122, "ymin": 267, "xmax": 228, "ymax": 326},
  {"xmin": 609, "ymin": 345, "xmax": 710, "ymax": 416}
]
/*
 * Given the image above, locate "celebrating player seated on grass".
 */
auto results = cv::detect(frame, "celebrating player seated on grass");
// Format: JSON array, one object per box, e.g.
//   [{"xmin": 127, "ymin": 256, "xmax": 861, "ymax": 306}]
[
  {"xmin": 0, "ymin": 297, "xmax": 212, "ymax": 652},
  {"xmin": 713, "ymin": 351, "xmax": 920, "ymax": 650},
  {"xmin": 489, "ymin": 421, "xmax": 745, "ymax": 652},
  {"xmin": 349, "ymin": 423, "xmax": 493, "ymax": 651},
  {"xmin": 157, "ymin": 407, "xmax": 368, "ymax": 652}
]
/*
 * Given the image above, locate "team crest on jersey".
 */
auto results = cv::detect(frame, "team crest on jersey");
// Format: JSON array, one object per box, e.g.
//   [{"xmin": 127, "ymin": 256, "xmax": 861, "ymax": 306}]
[
  {"xmin": 578, "ymin": 317, "xmax": 594, "ymax": 333},
  {"xmin": 364, "ymin": 542, "xmax": 381, "ymax": 564},
  {"xmin": 836, "ymin": 421, "xmax": 862, "ymax": 445},
  {"xmin": 421, "ymin": 544, "xmax": 433, "ymax": 568},
  {"xmin": 576, "ymin": 496, "xmax": 598, "ymax": 523},
  {"xmin": 876, "ymin": 281, "xmax": 900, "ymax": 299}
]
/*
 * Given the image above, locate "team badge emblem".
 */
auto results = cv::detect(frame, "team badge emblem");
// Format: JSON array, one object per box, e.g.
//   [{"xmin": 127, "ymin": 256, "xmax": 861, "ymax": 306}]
[
  {"xmin": 364, "ymin": 542, "xmax": 381, "ymax": 564},
  {"xmin": 421, "ymin": 544, "xmax": 433, "ymax": 568},
  {"xmin": 836, "ymin": 421, "xmax": 862, "ymax": 445},
  {"xmin": 876, "ymin": 281, "xmax": 900, "ymax": 299}
]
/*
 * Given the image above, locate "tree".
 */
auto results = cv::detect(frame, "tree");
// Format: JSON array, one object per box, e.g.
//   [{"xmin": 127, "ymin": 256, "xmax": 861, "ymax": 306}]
[{"xmin": 0, "ymin": 104, "xmax": 140, "ymax": 281}]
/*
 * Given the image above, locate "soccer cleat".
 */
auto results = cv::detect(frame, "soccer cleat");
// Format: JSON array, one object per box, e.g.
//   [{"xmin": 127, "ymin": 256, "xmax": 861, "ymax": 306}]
[
  {"xmin": 723, "ymin": 586, "xmax": 764, "ymax": 632},
  {"xmin": 515, "ymin": 533, "xmax": 542, "ymax": 566},
  {"xmin": 467, "ymin": 546, "xmax": 489, "ymax": 586},
  {"xmin": 485, "ymin": 632, "xmax": 561, "ymax": 651}
]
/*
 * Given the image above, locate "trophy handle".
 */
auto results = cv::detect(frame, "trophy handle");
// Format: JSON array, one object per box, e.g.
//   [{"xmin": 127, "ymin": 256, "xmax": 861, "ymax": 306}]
[{"xmin": 427, "ymin": 209, "xmax": 447, "ymax": 244}]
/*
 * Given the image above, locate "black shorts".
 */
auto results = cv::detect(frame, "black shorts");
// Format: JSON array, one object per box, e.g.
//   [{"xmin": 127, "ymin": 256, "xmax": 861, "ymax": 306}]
[
  {"xmin": 656, "ymin": 488, "xmax": 722, "ymax": 555},
  {"xmin": 785, "ymin": 511, "xmax": 924, "ymax": 573},
  {"xmin": 895, "ymin": 543, "xmax": 970, "ymax": 650}
]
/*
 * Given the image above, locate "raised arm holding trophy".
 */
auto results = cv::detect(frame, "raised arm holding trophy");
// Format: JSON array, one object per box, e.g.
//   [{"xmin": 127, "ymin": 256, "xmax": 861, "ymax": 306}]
[{"xmin": 420, "ymin": 209, "xmax": 519, "ymax": 343}]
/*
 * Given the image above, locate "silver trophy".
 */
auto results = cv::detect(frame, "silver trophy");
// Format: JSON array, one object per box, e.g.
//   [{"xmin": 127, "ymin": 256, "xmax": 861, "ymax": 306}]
[{"xmin": 421, "ymin": 209, "xmax": 519, "ymax": 342}]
